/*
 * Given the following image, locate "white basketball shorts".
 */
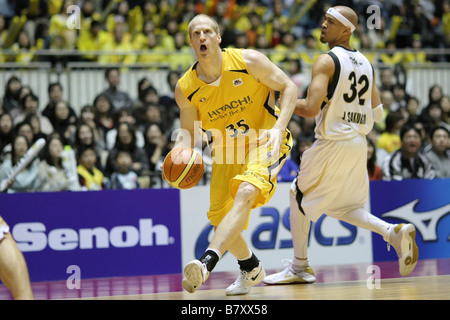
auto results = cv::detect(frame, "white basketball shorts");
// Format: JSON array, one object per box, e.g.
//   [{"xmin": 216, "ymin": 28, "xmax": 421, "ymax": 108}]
[{"xmin": 292, "ymin": 134, "xmax": 369, "ymax": 222}]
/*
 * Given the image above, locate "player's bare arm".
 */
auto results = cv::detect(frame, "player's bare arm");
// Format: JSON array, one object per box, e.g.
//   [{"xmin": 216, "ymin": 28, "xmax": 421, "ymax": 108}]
[
  {"xmin": 243, "ymin": 49, "xmax": 297, "ymax": 157},
  {"xmin": 295, "ymin": 53, "xmax": 335, "ymax": 118},
  {"xmin": 371, "ymin": 70, "xmax": 382, "ymax": 108},
  {"xmin": 174, "ymin": 82, "xmax": 199, "ymax": 149}
]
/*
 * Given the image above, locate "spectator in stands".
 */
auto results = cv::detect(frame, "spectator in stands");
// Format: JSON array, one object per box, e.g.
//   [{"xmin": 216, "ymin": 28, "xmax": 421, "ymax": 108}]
[
  {"xmin": 77, "ymin": 19, "xmax": 111, "ymax": 61},
  {"xmin": 104, "ymin": 122, "xmax": 149, "ymax": 178},
  {"xmin": 11, "ymin": 30, "xmax": 35, "ymax": 63},
  {"xmin": 379, "ymin": 68, "xmax": 395, "ymax": 92},
  {"xmin": 99, "ymin": 20, "xmax": 137, "ymax": 65},
  {"xmin": 2, "ymin": 76, "xmax": 21, "ymax": 114},
  {"xmin": 382, "ymin": 125, "xmax": 436, "ymax": 180},
  {"xmin": 425, "ymin": 85, "xmax": 444, "ymax": 109},
  {"xmin": 377, "ymin": 111, "xmax": 404, "ymax": 157},
  {"xmin": 110, "ymin": 150, "xmax": 140, "ymax": 190},
  {"xmin": 93, "ymin": 93, "xmax": 115, "ymax": 139},
  {"xmin": 137, "ymin": 31, "xmax": 167, "ymax": 64},
  {"xmin": 367, "ymin": 138, "xmax": 382, "ymax": 181},
  {"xmin": 106, "ymin": 107, "xmax": 144, "ymax": 150},
  {"xmin": 25, "ymin": 114, "xmax": 47, "ymax": 144},
  {"xmin": 77, "ymin": 145, "xmax": 106, "ymax": 191},
  {"xmin": 0, "ymin": 113, "xmax": 14, "ymax": 163},
  {"xmin": 137, "ymin": 77, "xmax": 152, "ymax": 105},
  {"xmin": 378, "ymin": 40, "xmax": 404, "ymax": 65},
  {"xmin": 9, "ymin": 86, "xmax": 31, "ymax": 121},
  {"xmin": 425, "ymin": 126, "xmax": 450, "ymax": 178},
  {"xmin": 441, "ymin": 95, "xmax": 450, "ymax": 124},
  {"xmin": 406, "ymin": 96, "xmax": 420, "ymax": 122},
  {"xmin": 0, "ymin": 134, "xmax": 40, "ymax": 193},
  {"xmin": 99, "ymin": 68, "xmax": 133, "ymax": 110},
  {"xmin": 143, "ymin": 122, "xmax": 167, "ymax": 173},
  {"xmin": 411, "ymin": 120, "xmax": 430, "ymax": 152},
  {"xmin": 391, "ymin": 83, "xmax": 409, "ymax": 112},
  {"xmin": 14, "ymin": 121, "xmax": 34, "ymax": 145},
  {"xmin": 49, "ymin": 0, "xmax": 78, "ymax": 49},
  {"xmin": 38, "ymin": 133, "xmax": 71, "ymax": 191},
  {"xmin": 419, "ymin": 102, "xmax": 450, "ymax": 134},
  {"xmin": 374, "ymin": 89, "xmax": 394, "ymax": 133},
  {"xmin": 141, "ymin": 104, "xmax": 166, "ymax": 134},
  {"xmin": 159, "ymin": 71, "xmax": 181, "ymax": 131},
  {"xmin": 76, "ymin": 104, "xmax": 106, "ymax": 152},
  {"xmin": 51, "ymin": 100, "xmax": 77, "ymax": 144},
  {"xmin": 42, "ymin": 82, "xmax": 78, "ymax": 127},
  {"xmin": 13, "ymin": 93, "xmax": 53, "ymax": 135},
  {"xmin": 73, "ymin": 123, "xmax": 104, "ymax": 170},
  {"xmin": 169, "ymin": 31, "xmax": 195, "ymax": 71},
  {"xmin": 286, "ymin": 58, "xmax": 308, "ymax": 99}
]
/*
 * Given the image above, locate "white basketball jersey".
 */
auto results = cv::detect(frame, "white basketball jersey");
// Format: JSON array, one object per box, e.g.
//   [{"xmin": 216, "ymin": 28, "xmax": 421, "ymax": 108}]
[{"xmin": 314, "ymin": 46, "xmax": 375, "ymax": 140}]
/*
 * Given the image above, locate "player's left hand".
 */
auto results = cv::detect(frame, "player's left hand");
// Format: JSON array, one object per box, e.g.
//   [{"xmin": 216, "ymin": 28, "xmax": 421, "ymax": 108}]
[{"xmin": 258, "ymin": 128, "xmax": 284, "ymax": 161}]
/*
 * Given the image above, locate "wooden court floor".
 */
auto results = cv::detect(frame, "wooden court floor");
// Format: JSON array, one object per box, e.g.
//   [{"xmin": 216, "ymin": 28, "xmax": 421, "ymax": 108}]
[{"xmin": 1, "ymin": 258, "xmax": 449, "ymax": 301}]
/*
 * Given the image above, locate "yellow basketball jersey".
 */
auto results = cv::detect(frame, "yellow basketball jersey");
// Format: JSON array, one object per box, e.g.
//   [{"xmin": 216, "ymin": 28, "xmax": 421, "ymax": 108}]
[{"xmin": 178, "ymin": 48, "xmax": 280, "ymax": 151}]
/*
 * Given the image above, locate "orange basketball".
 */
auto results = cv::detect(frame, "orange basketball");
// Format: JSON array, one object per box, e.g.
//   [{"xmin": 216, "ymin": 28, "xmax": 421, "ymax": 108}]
[{"xmin": 163, "ymin": 148, "xmax": 204, "ymax": 189}]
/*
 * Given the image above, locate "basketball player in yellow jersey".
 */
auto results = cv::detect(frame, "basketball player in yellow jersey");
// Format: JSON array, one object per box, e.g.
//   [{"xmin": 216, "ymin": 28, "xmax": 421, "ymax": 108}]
[{"xmin": 174, "ymin": 14, "xmax": 297, "ymax": 295}]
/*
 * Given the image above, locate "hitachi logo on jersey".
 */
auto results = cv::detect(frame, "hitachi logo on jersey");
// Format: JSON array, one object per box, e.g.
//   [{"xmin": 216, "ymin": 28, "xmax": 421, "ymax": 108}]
[
  {"xmin": 341, "ymin": 111, "xmax": 367, "ymax": 124},
  {"xmin": 207, "ymin": 95, "xmax": 252, "ymax": 118}
]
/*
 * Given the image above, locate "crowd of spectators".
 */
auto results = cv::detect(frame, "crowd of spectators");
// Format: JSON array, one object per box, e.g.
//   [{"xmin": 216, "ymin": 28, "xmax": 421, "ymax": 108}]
[
  {"xmin": 0, "ymin": 68, "xmax": 179, "ymax": 191},
  {"xmin": 0, "ymin": 0, "xmax": 449, "ymax": 193},
  {"xmin": 0, "ymin": 0, "xmax": 449, "ymax": 66}
]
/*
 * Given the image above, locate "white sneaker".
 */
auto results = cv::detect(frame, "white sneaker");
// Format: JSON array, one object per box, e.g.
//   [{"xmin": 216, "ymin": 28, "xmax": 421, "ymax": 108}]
[
  {"xmin": 225, "ymin": 262, "xmax": 266, "ymax": 296},
  {"xmin": 263, "ymin": 259, "xmax": 316, "ymax": 285},
  {"xmin": 387, "ymin": 223, "xmax": 419, "ymax": 276},
  {"xmin": 182, "ymin": 259, "xmax": 209, "ymax": 293}
]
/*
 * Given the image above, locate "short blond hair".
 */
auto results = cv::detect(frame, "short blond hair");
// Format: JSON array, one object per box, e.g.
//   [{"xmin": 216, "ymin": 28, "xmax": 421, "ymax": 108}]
[{"xmin": 188, "ymin": 14, "xmax": 220, "ymax": 38}]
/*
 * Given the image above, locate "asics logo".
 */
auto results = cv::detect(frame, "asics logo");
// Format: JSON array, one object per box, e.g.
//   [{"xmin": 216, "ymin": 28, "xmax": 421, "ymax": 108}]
[{"xmin": 382, "ymin": 200, "xmax": 450, "ymax": 241}]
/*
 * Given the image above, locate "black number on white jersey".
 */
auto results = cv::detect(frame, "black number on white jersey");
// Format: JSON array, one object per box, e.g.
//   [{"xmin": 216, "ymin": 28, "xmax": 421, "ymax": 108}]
[{"xmin": 343, "ymin": 71, "xmax": 369, "ymax": 105}]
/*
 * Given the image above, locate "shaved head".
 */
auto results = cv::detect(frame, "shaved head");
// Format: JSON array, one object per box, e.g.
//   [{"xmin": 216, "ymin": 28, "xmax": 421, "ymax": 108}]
[{"xmin": 333, "ymin": 6, "xmax": 358, "ymax": 30}]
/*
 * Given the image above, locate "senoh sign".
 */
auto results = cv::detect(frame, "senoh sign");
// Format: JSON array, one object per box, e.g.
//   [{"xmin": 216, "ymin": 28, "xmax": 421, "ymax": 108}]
[
  {"xmin": 13, "ymin": 218, "xmax": 174, "ymax": 252},
  {"xmin": 0, "ymin": 189, "xmax": 182, "ymax": 281}
]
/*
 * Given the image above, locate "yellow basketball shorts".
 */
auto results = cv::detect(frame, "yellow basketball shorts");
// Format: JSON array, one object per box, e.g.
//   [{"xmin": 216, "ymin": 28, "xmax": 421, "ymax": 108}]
[{"xmin": 207, "ymin": 130, "xmax": 292, "ymax": 228}]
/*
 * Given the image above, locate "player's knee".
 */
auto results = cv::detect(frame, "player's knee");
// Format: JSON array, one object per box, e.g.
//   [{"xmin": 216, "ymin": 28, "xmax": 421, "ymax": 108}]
[{"xmin": 236, "ymin": 182, "xmax": 260, "ymax": 205}]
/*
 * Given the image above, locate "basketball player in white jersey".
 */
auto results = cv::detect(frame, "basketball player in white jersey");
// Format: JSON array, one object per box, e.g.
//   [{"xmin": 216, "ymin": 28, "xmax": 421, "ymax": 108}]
[{"xmin": 264, "ymin": 6, "xmax": 419, "ymax": 285}]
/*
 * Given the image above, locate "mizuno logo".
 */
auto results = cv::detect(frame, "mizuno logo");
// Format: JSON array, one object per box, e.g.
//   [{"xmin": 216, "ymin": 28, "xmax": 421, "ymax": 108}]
[{"xmin": 382, "ymin": 199, "xmax": 450, "ymax": 241}]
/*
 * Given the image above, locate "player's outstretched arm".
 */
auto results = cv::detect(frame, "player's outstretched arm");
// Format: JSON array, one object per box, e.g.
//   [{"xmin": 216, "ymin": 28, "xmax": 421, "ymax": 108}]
[
  {"xmin": 243, "ymin": 49, "xmax": 297, "ymax": 159},
  {"xmin": 295, "ymin": 54, "xmax": 334, "ymax": 118}
]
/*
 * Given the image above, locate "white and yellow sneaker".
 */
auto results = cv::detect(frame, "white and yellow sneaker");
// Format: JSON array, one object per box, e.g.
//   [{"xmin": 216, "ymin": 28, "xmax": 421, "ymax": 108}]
[
  {"xmin": 263, "ymin": 259, "xmax": 316, "ymax": 285},
  {"xmin": 225, "ymin": 262, "xmax": 266, "ymax": 296},
  {"xmin": 182, "ymin": 259, "xmax": 209, "ymax": 293},
  {"xmin": 387, "ymin": 223, "xmax": 419, "ymax": 276}
]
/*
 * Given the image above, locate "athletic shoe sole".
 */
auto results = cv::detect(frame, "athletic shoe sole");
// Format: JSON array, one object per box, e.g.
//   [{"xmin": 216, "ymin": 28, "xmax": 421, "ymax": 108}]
[
  {"xmin": 182, "ymin": 260, "xmax": 205, "ymax": 293},
  {"xmin": 399, "ymin": 224, "xmax": 419, "ymax": 276}
]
